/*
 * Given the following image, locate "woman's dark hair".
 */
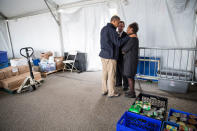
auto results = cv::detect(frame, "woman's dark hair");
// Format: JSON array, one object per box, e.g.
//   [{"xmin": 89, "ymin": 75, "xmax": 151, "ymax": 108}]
[{"xmin": 128, "ymin": 22, "xmax": 139, "ymax": 34}]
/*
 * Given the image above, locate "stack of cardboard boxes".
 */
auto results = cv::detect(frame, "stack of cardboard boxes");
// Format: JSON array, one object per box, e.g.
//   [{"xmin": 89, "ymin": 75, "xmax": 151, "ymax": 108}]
[{"xmin": 0, "ymin": 65, "xmax": 42, "ymax": 91}]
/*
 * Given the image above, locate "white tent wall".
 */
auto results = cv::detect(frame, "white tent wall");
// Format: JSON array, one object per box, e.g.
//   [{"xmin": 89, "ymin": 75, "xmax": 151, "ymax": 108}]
[
  {"xmin": 5, "ymin": 0, "xmax": 197, "ymax": 72},
  {"xmin": 118, "ymin": 0, "xmax": 197, "ymax": 72},
  {"xmin": 0, "ymin": 20, "xmax": 13, "ymax": 58},
  {"xmin": 61, "ymin": 2, "xmax": 112, "ymax": 71},
  {"xmin": 8, "ymin": 13, "xmax": 61, "ymax": 58}
]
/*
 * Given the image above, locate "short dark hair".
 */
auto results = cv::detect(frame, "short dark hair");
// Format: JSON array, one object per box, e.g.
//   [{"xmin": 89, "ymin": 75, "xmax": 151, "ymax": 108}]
[
  {"xmin": 119, "ymin": 21, "xmax": 125, "ymax": 25},
  {"xmin": 110, "ymin": 15, "xmax": 120, "ymax": 22},
  {"xmin": 128, "ymin": 22, "xmax": 139, "ymax": 33}
]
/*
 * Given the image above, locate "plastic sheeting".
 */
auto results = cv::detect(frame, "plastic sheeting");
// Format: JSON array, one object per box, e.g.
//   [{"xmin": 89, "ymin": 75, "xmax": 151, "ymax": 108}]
[
  {"xmin": 8, "ymin": 13, "xmax": 61, "ymax": 58},
  {"xmin": 3, "ymin": 0, "xmax": 197, "ymax": 71},
  {"xmin": 119, "ymin": 0, "xmax": 196, "ymax": 48},
  {"xmin": 0, "ymin": 20, "xmax": 13, "ymax": 58},
  {"xmin": 118, "ymin": 0, "xmax": 197, "ymax": 71},
  {"xmin": 61, "ymin": 3, "xmax": 111, "ymax": 71}
]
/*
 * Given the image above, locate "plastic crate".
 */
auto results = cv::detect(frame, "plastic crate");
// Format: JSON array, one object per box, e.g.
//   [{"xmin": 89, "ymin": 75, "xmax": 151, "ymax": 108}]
[
  {"xmin": 161, "ymin": 121, "xmax": 179, "ymax": 131},
  {"xmin": 0, "ymin": 62, "xmax": 9, "ymax": 69},
  {"xmin": 167, "ymin": 108, "xmax": 197, "ymax": 122},
  {"xmin": 0, "ymin": 51, "xmax": 8, "ymax": 63},
  {"xmin": 132, "ymin": 93, "xmax": 168, "ymax": 121},
  {"xmin": 117, "ymin": 111, "xmax": 162, "ymax": 131}
]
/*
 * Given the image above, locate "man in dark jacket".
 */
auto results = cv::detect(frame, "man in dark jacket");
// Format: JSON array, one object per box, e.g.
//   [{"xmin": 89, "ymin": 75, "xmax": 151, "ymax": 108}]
[
  {"xmin": 99, "ymin": 16, "xmax": 129, "ymax": 98},
  {"xmin": 116, "ymin": 21, "xmax": 129, "ymax": 91}
]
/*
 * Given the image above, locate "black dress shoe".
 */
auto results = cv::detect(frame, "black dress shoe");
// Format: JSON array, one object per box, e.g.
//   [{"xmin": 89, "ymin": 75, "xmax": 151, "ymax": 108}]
[
  {"xmin": 125, "ymin": 92, "xmax": 136, "ymax": 98},
  {"xmin": 123, "ymin": 87, "xmax": 128, "ymax": 91}
]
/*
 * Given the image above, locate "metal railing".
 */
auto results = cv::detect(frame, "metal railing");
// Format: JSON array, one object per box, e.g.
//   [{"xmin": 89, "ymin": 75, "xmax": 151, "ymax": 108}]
[{"xmin": 137, "ymin": 47, "xmax": 197, "ymax": 83}]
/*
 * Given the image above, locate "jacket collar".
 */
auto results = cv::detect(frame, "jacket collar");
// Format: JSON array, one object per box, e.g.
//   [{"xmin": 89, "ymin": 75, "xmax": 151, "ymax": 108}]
[{"xmin": 107, "ymin": 23, "xmax": 116, "ymax": 29}]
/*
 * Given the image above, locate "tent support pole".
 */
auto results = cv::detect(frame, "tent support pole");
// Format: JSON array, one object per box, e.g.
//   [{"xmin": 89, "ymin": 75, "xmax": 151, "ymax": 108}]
[
  {"xmin": 58, "ymin": 13, "xmax": 64, "ymax": 56},
  {"xmin": 6, "ymin": 21, "xmax": 15, "ymax": 58},
  {"xmin": 44, "ymin": 0, "xmax": 64, "ymax": 56},
  {"xmin": 44, "ymin": 0, "xmax": 60, "ymax": 25}
]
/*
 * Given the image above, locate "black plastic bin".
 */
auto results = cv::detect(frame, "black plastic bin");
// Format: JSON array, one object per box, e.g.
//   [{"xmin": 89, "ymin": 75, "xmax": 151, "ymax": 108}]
[{"xmin": 132, "ymin": 93, "xmax": 168, "ymax": 121}]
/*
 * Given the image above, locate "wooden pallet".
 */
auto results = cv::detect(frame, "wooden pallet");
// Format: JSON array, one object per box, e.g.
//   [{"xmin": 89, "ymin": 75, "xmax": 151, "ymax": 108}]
[
  {"xmin": 41, "ymin": 69, "xmax": 62, "ymax": 77},
  {"xmin": 2, "ymin": 78, "xmax": 44, "ymax": 94}
]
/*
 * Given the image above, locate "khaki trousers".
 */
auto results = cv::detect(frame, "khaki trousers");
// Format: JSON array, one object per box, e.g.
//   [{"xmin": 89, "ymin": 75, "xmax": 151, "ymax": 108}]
[{"xmin": 101, "ymin": 58, "xmax": 117, "ymax": 96}]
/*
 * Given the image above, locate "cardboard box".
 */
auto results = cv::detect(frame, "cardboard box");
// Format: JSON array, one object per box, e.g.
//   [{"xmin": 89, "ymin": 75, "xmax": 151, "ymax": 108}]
[
  {"xmin": 18, "ymin": 65, "xmax": 29, "ymax": 74},
  {"xmin": 40, "ymin": 53, "xmax": 49, "ymax": 60},
  {"xmin": 54, "ymin": 57, "xmax": 64, "ymax": 62},
  {"xmin": 40, "ymin": 51, "xmax": 53, "ymax": 60},
  {"xmin": 46, "ymin": 51, "xmax": 53, "ymax": 57},
  {"xmin": 11, "ymin": 66, "xmax": 19, "ymax": 76},
  {"xmin": 55, "ymin": 57, "xmax": 64, "ymax": 70},
  {"xmin": 33, "ymin": 66, "xmax": 40, "ymax": 72},
  {"xmin": 10, "ymin": 58, "xmax": 27, "ymax": 66},
  {"xmin": 2, "ymin": 67, "xmax": 13, "ymax": 78},
  {"xmin": 0, "ymin": 71, "xmax": 5, "ymax": 80},
  {"xmin": 0, "ymin": 65, "xmax": 42, "ymax": 90},
  {"xmin": 56, "ymin": 62, "xmax": 64, "ymax": 70},
  {"xmin": 0, "ymin": 71, "xmax": 4, "ymax": 88}
]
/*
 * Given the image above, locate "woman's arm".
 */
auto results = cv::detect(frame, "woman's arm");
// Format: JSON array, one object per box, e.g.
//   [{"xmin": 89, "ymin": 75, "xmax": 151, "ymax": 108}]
[{"xmin": 109, "ymin": 28, "xmax": 129, "ymax": 47}]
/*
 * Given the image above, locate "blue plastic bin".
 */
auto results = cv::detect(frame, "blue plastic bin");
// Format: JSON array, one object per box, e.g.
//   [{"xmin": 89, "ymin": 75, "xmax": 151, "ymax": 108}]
[
  {"xmin": 161, "ymin": 121, "xmax": 179, "ymax": 131},
  {"xmin": 0, "ymin": 51, "xmax": 8, "ymax": 64},
  {"xmin": 167, "ymin": 108, "xmax": 197, "ymax": 122},
  {"xmin": 117, "ymin": 111, "xmax": 162, "ymax": 131},
  {"xmin": 136, "ymin": 56, "xmax": 160, "ymax": 81},
  {"xmin": 33, "ymin": 59, "xmax": 40, "ymax": 66},
  {"xmin": 0, "ymin": 62, "xmax": 9, "ymax": 69}
]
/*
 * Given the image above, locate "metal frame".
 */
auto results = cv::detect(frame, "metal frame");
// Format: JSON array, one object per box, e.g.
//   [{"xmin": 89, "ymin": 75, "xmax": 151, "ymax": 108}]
[{"xmin": 138, "ymin": 47, "xmax": 197, "ymax": 83}]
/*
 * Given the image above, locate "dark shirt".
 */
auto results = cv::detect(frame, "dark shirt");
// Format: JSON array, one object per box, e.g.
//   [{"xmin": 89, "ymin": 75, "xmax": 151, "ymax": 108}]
[
  {"xmin": 118, "ymin": 31, "xmax": 127, "ymax": 61},
  {"xmin": 99, "ymin": 23, "xmax": 129, "ymax": 60}
]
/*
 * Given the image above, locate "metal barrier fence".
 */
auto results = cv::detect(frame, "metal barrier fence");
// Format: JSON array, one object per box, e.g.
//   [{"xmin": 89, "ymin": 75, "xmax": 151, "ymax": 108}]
[{"xmin": 137, "ymin": 47, "xmax": 197, "ymax": 83}]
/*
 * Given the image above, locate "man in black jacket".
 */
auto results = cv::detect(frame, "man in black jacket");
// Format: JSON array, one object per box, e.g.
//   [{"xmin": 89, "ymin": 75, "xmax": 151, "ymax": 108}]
[
  {"xmin": 116, "ymin": 21, "xmax": 129, "ymax": 91},
  {"xmin": 99, "ymin": 16, "xmax": 129, "ymax": 98}
]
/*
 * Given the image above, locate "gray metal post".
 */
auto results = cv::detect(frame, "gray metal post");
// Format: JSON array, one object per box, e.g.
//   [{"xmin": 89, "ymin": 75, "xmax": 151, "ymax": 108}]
[
  {"xmin": 172, "ymin": 49, "xmax": 175, "ymax": 79},
  {"xmin": 6, "ymin": 21, "xmax": 15, "ymax": 58},
  {"xmin": 58, "ymin": 13, "xmax": 65, "ymax": 56},
  {"xmin": 178, "ymin": 49, "xmax": 182, "ymax": 80},
  {"xmin": 185, "ymin": 50, "xmax": 189, "ymax": 80},
  {"xmin": 44, "ymin": 0, "xmax": 64, "ymax": 56}
]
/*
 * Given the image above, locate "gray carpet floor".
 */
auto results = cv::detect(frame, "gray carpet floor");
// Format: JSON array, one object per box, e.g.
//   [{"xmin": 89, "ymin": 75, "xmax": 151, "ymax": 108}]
[{"xmin": 0, "ymin": 71, "xmax": 197, "ymax": 131}]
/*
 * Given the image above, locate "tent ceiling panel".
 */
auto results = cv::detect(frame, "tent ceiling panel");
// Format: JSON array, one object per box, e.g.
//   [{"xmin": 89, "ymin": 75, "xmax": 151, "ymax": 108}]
[
  {"xmin": 0, "ymin": 0, "xmax": 88, "ymax": 18},
  {"xmin": 0, "ymin": 0, "xmax": 47, "ymax": 18},
  {"xmin": 54, "ymin": 0, "xmax": 87, "ymax": 5}
]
